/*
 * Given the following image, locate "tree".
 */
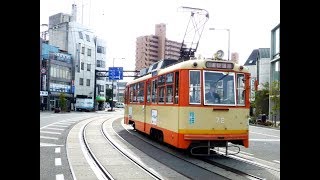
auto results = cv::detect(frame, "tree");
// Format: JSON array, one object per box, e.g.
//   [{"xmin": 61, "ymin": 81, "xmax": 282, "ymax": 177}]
[
  {"xmin": 252, "ymin": 82, "xmax": 269, "ymax": 120},
  {"xmin": 105, "ymin": 89, "xmax": 113, "ymax": 104},
  {"xmin": 59, "ymin": 93, "xmax": 67, "ymax": 112},
  {"xmin": 270, "ymin": 81, "xmax": 280, "ymax": 126}
]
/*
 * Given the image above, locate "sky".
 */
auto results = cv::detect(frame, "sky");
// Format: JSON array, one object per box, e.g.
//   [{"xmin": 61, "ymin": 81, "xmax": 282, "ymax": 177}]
[{"xmin": 40, "ymin": 0, "xmax": 280, "ymax": 81}]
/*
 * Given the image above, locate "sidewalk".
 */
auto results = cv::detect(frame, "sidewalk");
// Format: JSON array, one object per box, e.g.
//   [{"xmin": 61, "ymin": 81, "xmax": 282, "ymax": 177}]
[{"xmin": 250, "ymin": 121, "xmax": 280, "ymax": 130}]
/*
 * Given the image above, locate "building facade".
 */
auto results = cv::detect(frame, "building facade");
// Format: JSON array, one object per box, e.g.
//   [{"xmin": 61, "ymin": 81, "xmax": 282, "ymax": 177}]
[
  {"xmin": 41, "ymin": 42, "xmax": 73, "ymax": 110},
  {"xmin": 47, "ymin": 4, "xmax": 107, "ymax": 109},
  {"xmin": 269, "ymin": 23, "xmax": 280, "ymax": 121},
  {"xmin": 243, "ymin": 48, "xmax": 270, "ymax": 89},
  {"xmin": 135, "ymin": 23, "xmax": 183, "ymax": 71}
]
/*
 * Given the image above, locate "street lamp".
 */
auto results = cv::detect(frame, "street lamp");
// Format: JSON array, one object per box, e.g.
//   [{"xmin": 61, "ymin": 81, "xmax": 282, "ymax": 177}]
[{"xmin": 209, "ymin": 28, "xmax": 230, "ymax": 61}]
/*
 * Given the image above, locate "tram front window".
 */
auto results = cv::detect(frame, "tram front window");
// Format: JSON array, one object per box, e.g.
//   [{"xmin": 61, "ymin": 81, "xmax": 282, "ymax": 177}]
[{"xmin": 204, "ymin": 71, "xmax": 235, "ymax": 106}]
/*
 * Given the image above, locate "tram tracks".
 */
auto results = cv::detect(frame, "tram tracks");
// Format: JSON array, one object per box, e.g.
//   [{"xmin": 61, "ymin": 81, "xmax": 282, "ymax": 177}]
[
  {"xmin": 75, "ymin": 116, "xmax": 163, "ymax": 180},
  {"xmin": 120, "ymin": 122, "xmax": 274, "ymax": 180},
  {"xmin": 70, "ymin": 116, "xmax": 274, "ymax": 180}
]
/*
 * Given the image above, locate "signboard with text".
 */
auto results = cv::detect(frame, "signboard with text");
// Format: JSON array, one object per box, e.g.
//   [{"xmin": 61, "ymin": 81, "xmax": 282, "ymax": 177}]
[{"xmin": 108, "ymin": 67, "xmax": 123, "ymax": 80}]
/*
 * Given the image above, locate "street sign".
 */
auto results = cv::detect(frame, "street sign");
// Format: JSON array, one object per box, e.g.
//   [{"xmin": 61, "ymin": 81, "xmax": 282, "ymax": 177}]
[{"xmin": 108, "ymin": 67, "xmax": 123, "ymax": 80}]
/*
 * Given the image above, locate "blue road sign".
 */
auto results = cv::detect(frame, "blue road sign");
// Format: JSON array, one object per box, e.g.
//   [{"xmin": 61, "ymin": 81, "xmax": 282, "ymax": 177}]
[{"xmin": 109, "ymin": 67, "xmax": 123, "ymax": 80}]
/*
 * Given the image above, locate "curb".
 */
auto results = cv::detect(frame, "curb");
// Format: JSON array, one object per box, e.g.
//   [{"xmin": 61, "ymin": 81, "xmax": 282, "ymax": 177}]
[{"xmin": 249, "ymin": 123, "xmax": 280, "ymax": 130}]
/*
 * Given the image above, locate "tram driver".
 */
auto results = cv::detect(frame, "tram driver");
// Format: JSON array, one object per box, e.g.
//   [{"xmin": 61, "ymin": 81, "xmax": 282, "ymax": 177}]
[{"xmin": 205, "ymin": 84, "xmax": 221, "ymax": 104}]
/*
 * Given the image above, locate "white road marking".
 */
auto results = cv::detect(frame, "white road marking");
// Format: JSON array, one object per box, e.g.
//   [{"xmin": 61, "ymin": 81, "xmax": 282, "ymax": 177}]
[
  {"xmin": 40, "ymin": 131, "xmax": 61, "ymax": 135},
  {"xmin": 251, "ymin": 132, "xmax": 280, "ymax": 138},
  {"xmin": 215, "ymin": 149, "xmax": 280, "ymax": 172},
  {"xmin": 40, "ymin": 116, "xmax": 91, "ymax": 130},
  {"xmin": 55, "ymin": 147, "xmax": 61, "ymax": 153},
  {"xmin": 250, "ymin": 125, "xmax": 280, "ymax": 132},
  {"xmin": 50, "ymin": 124, "xmax": 69, "ymax": 128},
  {"xmin": 56, "ymin": 174, "xmax": 64, "ymax": 180},
  {"xmin": 273, "ymin": 160, "xmax": 280, "ymax": 163},
  {"xmin": 250, "ymin": 139, "xmax": 280, "ymax": 142},
  {"xmin": 54, "ymin": 122, "xmax": 73, "ymax": 125},
  {"xmin": 40, "ymin": 143, "xmax": 64, "ymax": 147},
  {"xmin": 40, "ymin": 136, "xmax": 58, "ymax": 140},
  {"xmin": 44, "ymin": 127, "xmax": 65, "ymax": 131},
  {"xmin": 55, "ymin": 158, "xmax": 62, "ymax": 166},
  {"xmin": 240, "ymin": 151, "xmax": 254, "ymax": 156}
]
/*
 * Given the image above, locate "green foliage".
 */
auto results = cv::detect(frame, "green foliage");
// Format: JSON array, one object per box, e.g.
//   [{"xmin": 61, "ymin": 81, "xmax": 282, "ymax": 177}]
[
  {"xmin": 253, "ymin": 82, "xmax": 269, "ymax": 116},
  {"xmin": 270, "ymin": 81, "xmax": 280, "ymax": 116},
  {"xmin": 249, "ymin": 117, "xmax": 256, "ymax": 124},
  {"xmin": 59, "ymin": 93, "xmax": 67, "ymax": 112},
  {"xmin": 105, "ymin": 89, "xmax": 113, "ymax": 103}
]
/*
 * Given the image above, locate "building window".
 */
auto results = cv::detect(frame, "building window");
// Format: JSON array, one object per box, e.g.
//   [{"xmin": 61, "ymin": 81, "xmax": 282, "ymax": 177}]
[
  {"xmin": 80, "ymin": 78, "xmax": 83, "ymax": 85},
  {"xmin": 97, "ymin": 60, "xmax": 105, "ymax": 68},
  {"xmin": 86, "ymin": 79, "xmax": 90, "ymax": 86},
  {"xmin": 78, "ymin": 32, "xmax": 83, "ymax": 39},
  {"xmin": 87, "ymin": 48, "xmax": 91, "ymax": 56},
  {"xmin": 81, "ymin": 62, "xmax": 84, "ymax": 70},
  {"xmin": 87, "ymin": 64, "xmax": 91, "ymax": 71},
  {"xmin": 85, "ymin": 34, "xmax": 90, "ymax": 42},
  {"xmin": 81, "ymin": 47, "xmax": 85, "ymax": 54},
  {"xmin": 97, "ymin": 46, "xmax": 105, "ymax": 54}
]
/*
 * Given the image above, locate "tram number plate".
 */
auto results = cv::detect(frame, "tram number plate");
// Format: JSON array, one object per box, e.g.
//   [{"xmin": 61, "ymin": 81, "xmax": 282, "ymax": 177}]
[{"xmin": 216, "ymin": 117, "xmax": 224, "ymax": 123}]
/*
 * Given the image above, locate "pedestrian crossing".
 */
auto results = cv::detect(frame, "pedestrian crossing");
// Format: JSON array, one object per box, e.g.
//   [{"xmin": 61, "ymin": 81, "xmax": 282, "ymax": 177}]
[{"xmin": 40, "ymin": 120, "xmax": 80, "ymax": 147}]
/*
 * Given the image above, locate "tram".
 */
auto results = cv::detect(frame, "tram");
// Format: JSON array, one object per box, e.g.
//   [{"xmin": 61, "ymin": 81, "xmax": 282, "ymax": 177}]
[{"xmin": 124, "ymin": 52, "xmax": 251, "ymax": 155}]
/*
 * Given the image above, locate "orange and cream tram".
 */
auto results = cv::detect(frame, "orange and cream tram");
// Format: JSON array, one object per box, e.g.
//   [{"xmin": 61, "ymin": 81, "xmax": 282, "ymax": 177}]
[{"xmin": 124, "ymin": 54, "xmax": 251, "ymax": 155}]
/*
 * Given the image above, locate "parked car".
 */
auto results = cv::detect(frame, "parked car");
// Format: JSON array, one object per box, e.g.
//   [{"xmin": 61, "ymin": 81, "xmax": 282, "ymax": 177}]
[{"xmin": 115, "ymin": 102, "xmax": 125, "ymax": 108}]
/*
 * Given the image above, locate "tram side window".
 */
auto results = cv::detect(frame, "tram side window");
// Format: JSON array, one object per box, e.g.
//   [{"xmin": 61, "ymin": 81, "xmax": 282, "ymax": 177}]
[
  {"xmin": 152, "ymin": 79, "xmax": 157, "ymax": 103},
  {"xmin": 166, "ymin": 85, "xmax": 173, "ymax": 103},
  {"xmin": 133, "ymin": 83, "xmax": 138, "ymax": 102},
  {"xmin": 137, "ymin": 82, "xmax": 144, "ymax": 103},
  {"xmin": 174, "ymin": 71, "xmax": 179, "ymax": 104},
  {"xmin": 147, "ymin": 82, "xmax": 151, "ymax": 103},
  {"xmin": 165, "ymin": 72, "xmax": 174, "ymax": 104},
  {"xmin": 158, "ymin": 75, "xmax": 166, "ymax": 103},
  {"xmin": 237, "ymin": 74, "xmax": 245, "ymax": 105},
  {"xmin": 129, "ymin": 85, "xmax": 134, "ymax": 103},
  {"xmin": 158, "ymin": 86, "xmax": 165, "ymax": 103},
  {"xmin": 189, "ymin": 70, "xmax": 201, "ymax": 104}
]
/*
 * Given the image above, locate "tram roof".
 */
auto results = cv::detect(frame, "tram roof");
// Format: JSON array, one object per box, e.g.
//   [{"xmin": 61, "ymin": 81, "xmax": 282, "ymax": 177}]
[{"xmin": 127, "ymin": 58, "xmax": 249, "ymax": 85}]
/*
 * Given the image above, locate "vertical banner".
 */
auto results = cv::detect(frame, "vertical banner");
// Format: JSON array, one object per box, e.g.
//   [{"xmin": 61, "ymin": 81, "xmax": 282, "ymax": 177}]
[{"xmin": 42, "ymin": 75, "xmax": 47, "ymax": 91}]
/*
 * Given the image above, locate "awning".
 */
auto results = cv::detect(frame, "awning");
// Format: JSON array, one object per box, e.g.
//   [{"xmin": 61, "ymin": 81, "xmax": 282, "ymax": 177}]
[{"xmin": 96, "ymin": 96, "xmax": 106, "ymax": 102}]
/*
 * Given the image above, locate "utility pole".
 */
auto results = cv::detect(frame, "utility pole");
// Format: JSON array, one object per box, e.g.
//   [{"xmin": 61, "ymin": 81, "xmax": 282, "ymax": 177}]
[
  {"xmin": 110, "ymin": 58, "xmax": 115, "ymax": 111},
  {"xmin": 93, "ymin": 36, "xmax": 97, "ymax": 111}
]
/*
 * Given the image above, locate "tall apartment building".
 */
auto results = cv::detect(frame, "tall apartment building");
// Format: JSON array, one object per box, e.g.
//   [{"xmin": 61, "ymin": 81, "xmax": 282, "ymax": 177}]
[
  {"xmin": 135, "ymin": 23, "xmax": 183, "ymax": 71},
  {"xmin": 47, "ymin": 4, "xmax": 107, "ymax": 108}
]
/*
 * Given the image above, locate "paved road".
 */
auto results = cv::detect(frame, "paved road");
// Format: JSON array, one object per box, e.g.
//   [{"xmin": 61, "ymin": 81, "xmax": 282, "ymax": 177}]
[{"xmin": 40, "ymin": 111, "xmax": 106, "ymax": 180}]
